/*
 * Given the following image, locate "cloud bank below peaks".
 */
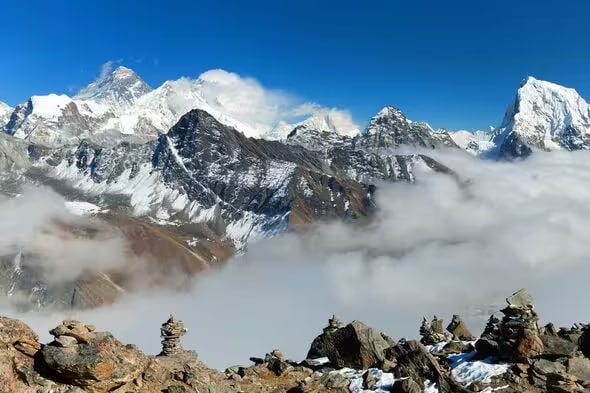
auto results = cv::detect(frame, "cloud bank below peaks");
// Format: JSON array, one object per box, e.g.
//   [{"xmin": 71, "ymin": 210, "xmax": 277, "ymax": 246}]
[
  {"xmin": 195, "ymin": 69, "xmax": 360, "ymax": 139},
  {"xmin": 10, "ymin": 150, "xmax": 590, "ymax": 370}
]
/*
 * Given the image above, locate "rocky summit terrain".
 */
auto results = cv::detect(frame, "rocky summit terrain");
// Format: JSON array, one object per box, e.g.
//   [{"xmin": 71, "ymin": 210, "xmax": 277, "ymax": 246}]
[{"xmin": 1, "ymin": 289, "xmax": 589, "ymax": 393}]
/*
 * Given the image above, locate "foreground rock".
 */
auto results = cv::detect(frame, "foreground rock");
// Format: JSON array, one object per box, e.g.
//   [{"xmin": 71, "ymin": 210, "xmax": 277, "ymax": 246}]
[
  {"xmin": 2, "ymin": 289, "xmax": 590, "ymax": 393},
  {"xmin": 306, "ymin": 317, "xmax": 395, "ymax": 369}
]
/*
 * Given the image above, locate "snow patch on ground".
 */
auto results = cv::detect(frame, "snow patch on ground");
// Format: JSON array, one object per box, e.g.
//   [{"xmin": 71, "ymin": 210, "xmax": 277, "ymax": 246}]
[
  {"xmin": 449, "ymin": 352, "xmax": 509, "ymax": 386},
  {"xmin": 64, "ymin": 201, "xmax": 102, "ymax": 216},
  {"xmin": 332, "ymin": 368, "xmax": 395, "ymax": 393}
]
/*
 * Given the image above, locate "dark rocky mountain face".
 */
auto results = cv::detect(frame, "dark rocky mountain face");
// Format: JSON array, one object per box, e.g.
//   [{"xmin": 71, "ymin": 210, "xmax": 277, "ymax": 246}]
[
  {"xmin": 358, "ymin": 106, "xmax": 459, "ymax": 151},
  {"xmin": 0, "ymin": 108, "xmax": 455, "ymax": 310},
  {"xmin": 37, "ymin": 109, "xmax": 453, "ymax": 249}
]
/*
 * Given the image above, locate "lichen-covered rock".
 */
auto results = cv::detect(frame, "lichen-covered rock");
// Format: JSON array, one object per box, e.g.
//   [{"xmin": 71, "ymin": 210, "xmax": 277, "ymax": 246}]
[{"xmin": 41, "ymin": 326, "xmax": 149, "ymax": 393}]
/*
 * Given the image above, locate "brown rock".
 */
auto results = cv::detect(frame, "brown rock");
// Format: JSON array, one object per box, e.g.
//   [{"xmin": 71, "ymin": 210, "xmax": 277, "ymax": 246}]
[
  {"xmin": 49, "ymin": 320, "xmax": 93, "ymax": 344},
  {"xmin": 446, "ymin": 315, "xmax": 475, "ymax": 341},
  {"xmin": 13, "ymin": 338, "xmax": 41, "ymax": 357},
  {"xmin": 0, "ymin": 315, "xmax": 39, "ymax": 345},
  {"xmin": 516, "ymin": 333, "xmax": 544, "ymax": 359},
  {"xmin": 41, "ymin": 328, "xmax": 149, "ymax": 392}
]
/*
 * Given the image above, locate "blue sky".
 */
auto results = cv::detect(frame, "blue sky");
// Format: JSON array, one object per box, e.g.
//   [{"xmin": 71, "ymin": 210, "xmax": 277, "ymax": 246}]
[{"xmin": 1, "ymin": 0, "xmax": 589, "ymax": 131}]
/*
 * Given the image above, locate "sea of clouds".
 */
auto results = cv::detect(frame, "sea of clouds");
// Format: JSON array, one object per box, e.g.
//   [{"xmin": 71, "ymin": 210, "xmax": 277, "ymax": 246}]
[{"xmin": 2, "ymin": 150, "xmax": 590, "ymax": 369}]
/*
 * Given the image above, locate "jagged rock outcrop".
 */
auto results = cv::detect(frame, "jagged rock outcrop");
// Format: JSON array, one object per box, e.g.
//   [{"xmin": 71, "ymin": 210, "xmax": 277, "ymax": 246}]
[{"xmin": 306, "ymin": 318, "xmax": 395, "ymax": 369}]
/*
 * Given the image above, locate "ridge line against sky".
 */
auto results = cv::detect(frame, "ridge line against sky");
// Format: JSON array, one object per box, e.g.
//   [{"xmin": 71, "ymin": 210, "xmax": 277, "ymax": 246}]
[{"xmin": 1, "ymin": 0, "xmax": 590, "ymax": 131}]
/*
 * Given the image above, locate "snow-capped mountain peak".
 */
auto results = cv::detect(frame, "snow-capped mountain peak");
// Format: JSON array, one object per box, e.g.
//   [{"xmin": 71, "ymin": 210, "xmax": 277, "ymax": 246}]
[
  {"xmin": 494, "ymin": 76, "xmax": 590, "ymax": 157},
  {"xmin": 74, "ymin": 65, "xmax": 152, "ymax": 109}
]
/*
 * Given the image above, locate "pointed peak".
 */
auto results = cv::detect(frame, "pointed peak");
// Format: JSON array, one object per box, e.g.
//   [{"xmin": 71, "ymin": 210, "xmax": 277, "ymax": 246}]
[
  {"xmin": 375, "ymin": 105, "xmax": 405, "ymax": 119},
  {"xmin": 75, "ymin": 63, "xmax": 152, "ymax": 107},
  {"xmin": 521, "ymin": 75, "xmax": 537, "ymax": 86}
]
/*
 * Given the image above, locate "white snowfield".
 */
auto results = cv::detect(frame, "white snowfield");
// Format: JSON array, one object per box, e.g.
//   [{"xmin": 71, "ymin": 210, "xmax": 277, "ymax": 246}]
[
  {"xmin": 64, "ymin": 200, "xmax": 103, "ymax": 216},
  {"xmin": 449, "ymin": 130, "xmax": 496, "ymax": 155}
]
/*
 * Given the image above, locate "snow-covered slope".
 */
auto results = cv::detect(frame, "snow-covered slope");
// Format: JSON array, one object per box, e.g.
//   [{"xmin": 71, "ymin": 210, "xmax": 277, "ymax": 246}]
[
  {"xmin": 494, "ymin": 76, "xmax": 590, "ymax": 158},
  {"xmin": 450, "ymin": 129, "xmax": 496, "ymax": 156},
  {"xmin": 0, "ymin": 102, "xmax": 12, "ymax": 129},
  {"xmin": 267, "ymin": 108, "xmax": 361, "ymax": 140}
]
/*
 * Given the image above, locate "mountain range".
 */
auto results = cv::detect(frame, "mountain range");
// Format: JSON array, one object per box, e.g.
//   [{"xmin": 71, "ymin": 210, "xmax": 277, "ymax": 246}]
[{"xmin": 0, "ymin": 66, "xmax": 589, "ymax": 310}]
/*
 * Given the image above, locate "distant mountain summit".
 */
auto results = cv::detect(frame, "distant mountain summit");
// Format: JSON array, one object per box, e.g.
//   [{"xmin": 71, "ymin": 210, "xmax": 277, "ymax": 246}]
[
  {"xmin": 494, "ymin": 76, "xmax": 590, "ymax": 158},
  {"xmin": 74, "ymin": 65, "xmax": 152, "ymax": 109},
  {"xmin": 360, "ymin": 106, "xmax": 458, "ymax": 150}
]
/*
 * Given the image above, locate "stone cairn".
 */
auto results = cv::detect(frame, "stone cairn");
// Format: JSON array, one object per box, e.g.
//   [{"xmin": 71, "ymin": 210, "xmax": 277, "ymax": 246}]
[
  {"xmin": 323, "ymin": 315, "xmax": 342, "ymax": 334},
  {"xmin": 419, "ymin": 315, "xmax": 448, "ymax": 345},
  {"xmin": 159, "ymin": 315, "xmax": 187, "ymax": 356},
  {"xmin": 478, "ymin": 289, "xmax": 543, "ymax": 360},
  {"xmin": 49, "ymin": 319, "xmax": 96, "ymax": 348},
  {"xmin": 446, "ymin": 314, "xmax": 475, "ymax": 341}
]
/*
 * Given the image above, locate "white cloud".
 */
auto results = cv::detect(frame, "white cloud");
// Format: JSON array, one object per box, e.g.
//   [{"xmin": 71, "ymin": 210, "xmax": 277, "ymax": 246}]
[
  {"xmin": 195, "ymin": 69, "xmax": 360, "ymax": 138},
  {"xmin": 0, "ymin": 186, "xmax": 128, "ymax": 283}
]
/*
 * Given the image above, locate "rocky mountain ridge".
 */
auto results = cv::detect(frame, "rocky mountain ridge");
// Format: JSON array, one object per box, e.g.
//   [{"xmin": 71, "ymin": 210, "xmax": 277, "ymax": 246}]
[
  {"xmin": 0, "ymin": 106, "xmax": 454, "ymax": 311},
  {"xmin": 2, "ymin": 289, "xmax": 589, "ymax": 393}
]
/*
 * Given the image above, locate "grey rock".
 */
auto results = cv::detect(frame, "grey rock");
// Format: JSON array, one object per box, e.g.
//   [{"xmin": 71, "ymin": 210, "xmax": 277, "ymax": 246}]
[
  {"xmin": 541, "ymin": 335, "xmax": 579, "ymax": 360},
  {"xmin": 533, "ymin": 359, "xmax": 567, "ymax": 375},
  {"xmin": 54, "ymin": 335, "xmax": 78, "ymax": 348},
  {"xmin": 566, "ymin": 357, "xmax": 590, "ymax": 383},
  {"xmin": 506, "ymin": 289, "xmax": 535, "ymax": 308},
  {"xmin": 307, "ymin": 320, "xmax": 394, "ymax": 370}
]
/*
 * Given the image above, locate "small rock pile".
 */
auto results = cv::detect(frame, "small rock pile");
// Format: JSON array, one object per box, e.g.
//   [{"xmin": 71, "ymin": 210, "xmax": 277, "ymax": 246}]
[
  {"xmin": 48, "ymin": 319, "xmax": 96, "ymax": 347},
  {"xmin": 446, "ymin": 314, "xmax": 475, "ymax": 341},
  {"xmin": 419, "ymin": 315, "xmax": 449, "ymax": 345},
  {"xmin": 323, "ymin": 314, "xmax": 342, "ymax": 334},
  {"xmin": 160, "ymin": 315, "xmax": 188, "ymax": 356}
]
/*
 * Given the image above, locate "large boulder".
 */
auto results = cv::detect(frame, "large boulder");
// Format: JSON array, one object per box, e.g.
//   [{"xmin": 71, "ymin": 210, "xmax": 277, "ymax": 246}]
[
  {"xmin": 0, "ymin": 316, "xmax": 39, "ymax": 346},
  {"xmin": 540, "ymin": 334, "xmax": 578, "ymax": 360},
  {"xmin": 41, "ymin": 320, "xmax": 149, "ymax": 393},
  {"xmin": 306, "ymin": 320, "xmax": 395, "ymax": 369}
]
